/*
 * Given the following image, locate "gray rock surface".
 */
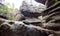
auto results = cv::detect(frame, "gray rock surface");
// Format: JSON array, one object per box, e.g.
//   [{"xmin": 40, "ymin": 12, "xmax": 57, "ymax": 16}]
[
  {"xmin": 0, "ymin": 20, "xmax": 52, "ymax": 36},
  {"xmin": 20, "ymin": 1, "xmax": 46, "ymax": 18}
]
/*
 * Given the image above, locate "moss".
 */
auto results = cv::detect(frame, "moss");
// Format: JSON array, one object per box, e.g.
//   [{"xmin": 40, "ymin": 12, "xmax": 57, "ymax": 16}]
[{"xmin": 54, "ymin": 0, "xmax": 59, "ymax": 3}]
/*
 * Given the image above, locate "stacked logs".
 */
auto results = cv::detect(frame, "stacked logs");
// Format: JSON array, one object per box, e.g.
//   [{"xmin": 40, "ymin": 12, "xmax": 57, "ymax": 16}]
[
  {"xmin": 41, "ymin": 1, "xmax": 60, "ymax": 36},
  {"xmin": 42, "ymin": 1, "xmax": 60, "ymax": 31}
]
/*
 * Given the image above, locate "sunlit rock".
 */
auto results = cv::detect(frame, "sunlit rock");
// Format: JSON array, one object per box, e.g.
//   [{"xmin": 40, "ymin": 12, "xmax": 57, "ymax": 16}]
[{"xmin": 20, "ymin": 0, "xmax": 46, "ymax": 18}]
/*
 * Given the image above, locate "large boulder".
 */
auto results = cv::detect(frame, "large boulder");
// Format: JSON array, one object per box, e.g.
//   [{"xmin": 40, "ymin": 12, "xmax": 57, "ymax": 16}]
[
  {"xmin": 19, "ymin": 0, "xmax": 46, "ymax": 26},
  {"xmin": 20, "ymin": 0, "xmax": 46, "ymax": 18}
]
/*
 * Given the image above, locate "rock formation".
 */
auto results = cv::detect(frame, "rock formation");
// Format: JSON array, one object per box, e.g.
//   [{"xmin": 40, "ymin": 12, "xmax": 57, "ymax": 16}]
[
  {"xmin": 0, "ymin": 1, "xmax": 60, "ymax": 36},
  {"xmin": 0, "ymin": 19, "xmax": 53, "ymax": 36},
  {"xmin": 20, "ymin": 0, "xmax": 46, "ymax": 18},
  {"xmin": 19, "ymin": 0, "xmax": 46, "ymax": 26}
]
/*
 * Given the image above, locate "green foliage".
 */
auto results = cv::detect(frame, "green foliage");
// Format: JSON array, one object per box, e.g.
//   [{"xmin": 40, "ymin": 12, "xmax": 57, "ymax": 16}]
[
  {"xmin": 5, "ymin": 3, "xmax": 15, "ymax": 12},
  {"xmin": 6, "ymin": 3, "xmax": 15, "ymax": 20},
  {"xmin": 5, "ymin": 3, "xmax": 15, "ymax": 20},
  {"xmin": 0, "ymin": 3, "xmax": 9, "ymax": 14},
  {"xmin": 0, "ymin": 3, "xmax": 15, "ymax": 20}
]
